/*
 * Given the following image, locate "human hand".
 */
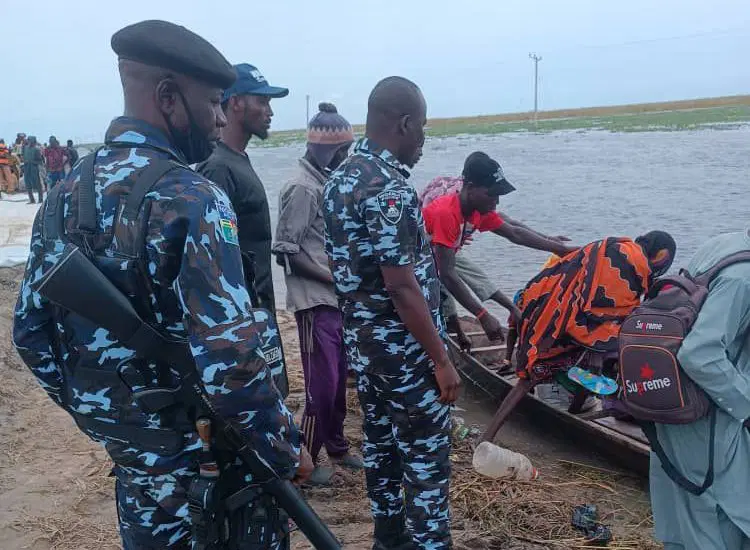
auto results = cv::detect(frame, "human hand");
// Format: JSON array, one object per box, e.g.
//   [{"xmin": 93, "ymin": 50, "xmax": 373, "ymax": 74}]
[
  {"xmin": 292, "ymin": 446, "xmax": 314, "ymax": 486},
  {"xmin": 456, "ymin": 329, "xmax": 472, "ymax": 352},
  {"xmin": 479, "ymin": 313, "xmax": 506, "ymax": 342},
  {"xmin": 435, "ymin": 359, "xmax": 462, "ymax": 404},
  {"xmin": 555, "ymin": 243, "xmax": 579, "ymax": 257}
]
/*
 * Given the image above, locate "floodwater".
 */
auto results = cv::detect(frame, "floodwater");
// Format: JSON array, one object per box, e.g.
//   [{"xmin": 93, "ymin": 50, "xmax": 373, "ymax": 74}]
[{"xmin": 255, "ymin": 126, "xmax": 750, "ymax": 313}]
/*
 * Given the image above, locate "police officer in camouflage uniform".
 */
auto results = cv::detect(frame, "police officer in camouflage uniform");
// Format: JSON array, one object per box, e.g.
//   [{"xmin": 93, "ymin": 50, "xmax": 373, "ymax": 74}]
[
  {"xmin": 323, "ymin": 76, "xmax": 461, "ymax": 550},
  {"xmin": 13, "ymin": 20, "xmax": 311, "ymax": 549}
]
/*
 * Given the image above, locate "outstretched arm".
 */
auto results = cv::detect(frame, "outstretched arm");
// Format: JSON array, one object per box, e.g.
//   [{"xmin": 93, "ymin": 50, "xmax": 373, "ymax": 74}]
[
  {"xmin": 493, "ymin": 222, "xmax": 574, "ymax": 256},
  {"xmin": 498, "ymin": 210, "xmax": 571, "ymax": 243}
]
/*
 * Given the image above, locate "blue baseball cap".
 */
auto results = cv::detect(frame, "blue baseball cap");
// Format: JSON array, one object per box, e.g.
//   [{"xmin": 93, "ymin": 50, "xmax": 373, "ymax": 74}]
[{"xmin": 221, "ymin": 63, "xmax": 289, "ymax": 103}]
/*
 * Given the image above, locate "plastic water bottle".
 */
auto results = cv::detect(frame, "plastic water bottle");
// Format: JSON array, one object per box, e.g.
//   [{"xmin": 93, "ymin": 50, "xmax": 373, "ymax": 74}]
[{"xmin": 472, "ymin": 441, "xmax": 539, "ymax": 481}]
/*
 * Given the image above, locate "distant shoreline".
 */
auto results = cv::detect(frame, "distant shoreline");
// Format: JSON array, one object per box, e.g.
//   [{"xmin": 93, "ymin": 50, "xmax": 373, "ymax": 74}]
[
  {"xmin": 79, "ymin": 95, "xmax": 750, "ymax": 151},
  {"xmin": 250, "ymin": 94, "xmax": 750, "ymax": 148}
]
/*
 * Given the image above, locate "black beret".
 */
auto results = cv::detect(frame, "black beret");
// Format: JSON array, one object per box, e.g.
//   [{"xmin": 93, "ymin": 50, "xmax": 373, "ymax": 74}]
[{"xmin": 111, "ymin": 20, "xmax": 236, "ymax": 89}]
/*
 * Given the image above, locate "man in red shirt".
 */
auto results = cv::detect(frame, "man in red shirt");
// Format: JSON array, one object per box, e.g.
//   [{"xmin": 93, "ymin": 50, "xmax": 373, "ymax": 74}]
[
  {"xmin": 423, "ymin": 151, "xmax": 575, "ymax": 341},
  {"xmin": 42, "ymin": 136, "xmax": 68, "ymax": 188}
]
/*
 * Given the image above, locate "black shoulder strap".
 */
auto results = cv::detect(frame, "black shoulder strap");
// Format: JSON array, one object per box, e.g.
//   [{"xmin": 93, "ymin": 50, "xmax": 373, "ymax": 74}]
[
  {"xmin": 76, "ymin": 151, "xmax": 100, "ymax": 233},
  {"xmin": 641, "ymin": 406, "xmax": 716, "ymax": 496},
  {"xmin": 122, "ymin": 159, "xmax": 180, "ymax": 221},
  {"xmin": 696, "ymin": 251, "xmax": 750, "ymax": 286},
  {"xmin": 43, "ymin": 184, "xmax": 66, "ymax": 241}
]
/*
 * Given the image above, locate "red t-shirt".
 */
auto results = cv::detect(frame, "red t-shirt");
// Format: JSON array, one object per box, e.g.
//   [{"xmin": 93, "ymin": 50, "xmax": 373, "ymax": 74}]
[
  {"xmin": 422, "ymin": 193, "xmax": 503, "ymax": 251},
  {"xmin": 43, "ymin": 146, "xmax": 67, "ymax": 171}
]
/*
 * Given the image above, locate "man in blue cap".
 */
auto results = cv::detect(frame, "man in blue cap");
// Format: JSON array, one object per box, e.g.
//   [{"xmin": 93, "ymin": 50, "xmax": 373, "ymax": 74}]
[
  {"xmin": 198, "ymin": 63, "xmax": 288, "ymax": 315},
  {"xmin": 199, "ymin": 63, "xmax": 291, "ymax": 397}
]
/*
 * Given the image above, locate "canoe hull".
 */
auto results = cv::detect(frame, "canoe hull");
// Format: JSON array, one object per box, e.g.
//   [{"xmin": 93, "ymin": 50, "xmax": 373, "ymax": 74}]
[{"xmin": 448, "ymin": 336, "xmax": 651, "ymax": 476}]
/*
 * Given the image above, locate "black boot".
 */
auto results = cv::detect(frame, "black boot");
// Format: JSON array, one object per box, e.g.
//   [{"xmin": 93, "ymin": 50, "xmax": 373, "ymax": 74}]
[
  {"xmin": 373, "ymin": 515, "xmax": 413, "ymax": 550},
  {"xmin": 37, "ymin": 190, "xmax": 44, "ymax": 204},
  {"xmin": 27, "ymin": 188, "xmax": 35, "ymax": 204}
]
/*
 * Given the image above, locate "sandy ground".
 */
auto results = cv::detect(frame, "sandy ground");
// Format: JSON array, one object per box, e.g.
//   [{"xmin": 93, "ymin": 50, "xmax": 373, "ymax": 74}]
[{"xmin": 0, "ymin": 264, "xmax": 660, "ymax": 549}]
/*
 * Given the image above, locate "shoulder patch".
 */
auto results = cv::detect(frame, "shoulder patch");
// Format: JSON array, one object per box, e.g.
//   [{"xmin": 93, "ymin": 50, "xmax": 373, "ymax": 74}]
[
  {"xmin": 376, "ymin": 190, "xmax": 405, "ymax": 225},
  {"xmin": 217, "ymin": 202, "xmax": 239, "ymax": 245}
]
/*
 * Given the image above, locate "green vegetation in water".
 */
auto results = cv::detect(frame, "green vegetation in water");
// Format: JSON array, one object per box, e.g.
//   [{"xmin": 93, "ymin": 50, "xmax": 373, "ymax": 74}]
[
  {"xmin": 252, "ymin": 104, "xmax": 750, "ymax": 148},
  {"xmin": 426, "ymin": 105, "xmax": 750, "ymax": 137}
]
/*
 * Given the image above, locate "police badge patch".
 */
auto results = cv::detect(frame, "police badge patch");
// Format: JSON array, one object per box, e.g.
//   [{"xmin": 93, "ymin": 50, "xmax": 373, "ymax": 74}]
[{"xmin": 376, "ymin": 190, "xmax": 405, "ymax": 225}]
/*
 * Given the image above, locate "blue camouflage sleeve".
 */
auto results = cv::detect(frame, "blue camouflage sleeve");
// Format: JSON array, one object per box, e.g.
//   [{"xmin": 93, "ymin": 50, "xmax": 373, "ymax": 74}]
[
  {"xmin": 158, "ymin": 181, "xmax": 300, "ymax": 478},
  {"xmin": 362, "ymin": 182, "xmax": 421, "ymax": 266},
  {"xmin": 13, "ymin": 207, "xmax": 65, "ymax": 407}
]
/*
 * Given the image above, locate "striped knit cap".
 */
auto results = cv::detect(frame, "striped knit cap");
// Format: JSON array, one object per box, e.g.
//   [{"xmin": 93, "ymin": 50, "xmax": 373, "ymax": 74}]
[{"xmin": 306, "ymin": 103, "xmax": 354, "ymax": 169}]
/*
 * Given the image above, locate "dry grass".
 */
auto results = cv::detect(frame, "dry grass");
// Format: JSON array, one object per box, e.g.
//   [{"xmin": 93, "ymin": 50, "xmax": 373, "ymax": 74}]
[{"xmin": 450, "ymin": 439, "xmax": 658, "ymax": 550}]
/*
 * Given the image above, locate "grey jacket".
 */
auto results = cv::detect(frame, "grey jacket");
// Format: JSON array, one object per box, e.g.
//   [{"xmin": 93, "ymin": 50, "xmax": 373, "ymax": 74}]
[{"xmin": 273, "ymin": 159, "xmax": 337, "ymax": 313}]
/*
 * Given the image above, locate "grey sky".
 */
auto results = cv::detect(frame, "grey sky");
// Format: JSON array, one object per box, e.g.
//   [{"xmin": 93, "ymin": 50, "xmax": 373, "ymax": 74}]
[{"xmin": 2, "ymin": 0, "xmax": 748, "ymax": 143}]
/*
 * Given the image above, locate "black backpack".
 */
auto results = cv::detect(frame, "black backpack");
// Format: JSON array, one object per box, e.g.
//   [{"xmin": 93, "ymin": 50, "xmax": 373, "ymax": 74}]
[{"xmin": 618, "ymin": 250, "xmax": 750, "ymax": 495}]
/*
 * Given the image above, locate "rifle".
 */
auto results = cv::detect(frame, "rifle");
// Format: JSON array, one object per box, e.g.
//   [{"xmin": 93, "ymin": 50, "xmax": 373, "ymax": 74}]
[{"xmin": 33, "ymin": 243, "xmax": 341, "ymax": 550}]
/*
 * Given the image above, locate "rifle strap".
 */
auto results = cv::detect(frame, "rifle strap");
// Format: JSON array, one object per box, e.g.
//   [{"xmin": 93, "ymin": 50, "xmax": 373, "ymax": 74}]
[
  {"xmin": 641, "ymin": 406, "xmax": 717, "ymax": 496},
  {"xmin": 44, "ymin": 183, "xmax": 66, "ymax": 241},
  {"xmin": 76, "ymin": 150, "xmax": 101, "ymax": 234}
]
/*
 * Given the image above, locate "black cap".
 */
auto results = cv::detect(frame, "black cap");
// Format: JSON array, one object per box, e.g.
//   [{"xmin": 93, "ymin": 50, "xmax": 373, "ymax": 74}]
[
  {"xmin": 462, "ymin": 151, "xmax": 516, "ymax": 195},
  {"xmin": 111, "ymin": 20, "xmax": 236, "ymax": 89}
]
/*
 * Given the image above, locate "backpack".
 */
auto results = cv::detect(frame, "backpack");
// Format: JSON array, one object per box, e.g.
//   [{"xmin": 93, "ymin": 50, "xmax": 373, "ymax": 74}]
[
  {"xmin": 618, "ymin": 250, "xmax": 750, "ymax": 495},
  {"xmin": 42, "ymin": 150, "xmax": 289, "ymax": 452}
]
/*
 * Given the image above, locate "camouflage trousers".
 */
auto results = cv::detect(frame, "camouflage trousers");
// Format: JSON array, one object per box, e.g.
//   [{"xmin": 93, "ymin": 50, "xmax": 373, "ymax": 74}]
[
  {"xmin": 115, "ymin": 466, "xmax": 290, "ymax": 549},
  {"xmin": 357, "ymin": 369, "xmax": 452, "ymax": 549}
]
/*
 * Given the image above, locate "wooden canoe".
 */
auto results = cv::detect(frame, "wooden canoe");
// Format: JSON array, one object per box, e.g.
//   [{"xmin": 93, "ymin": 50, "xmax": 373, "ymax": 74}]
[{"xmin": 447, "ymin": 331, "xmax": 651, "ymax": 475}]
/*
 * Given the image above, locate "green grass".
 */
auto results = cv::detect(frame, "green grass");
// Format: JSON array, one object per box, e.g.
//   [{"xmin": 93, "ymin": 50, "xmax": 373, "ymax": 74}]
[
  {"xmin": 252, "ymin": 100, "xmax": 750, "ymax": 148},
  {"xmin": 423, "ymin": 105, "xmax": 750, "ymax": 137}
]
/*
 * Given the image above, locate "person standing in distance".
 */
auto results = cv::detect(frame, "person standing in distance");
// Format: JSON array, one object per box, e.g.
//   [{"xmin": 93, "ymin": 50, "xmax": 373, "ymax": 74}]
[
  {"xmin": 22, "ymin": 135, "xmax": 44, "ymax": 203},
  {"xmin": 13, "ymin": 20, "xmax": 310, "ymax": 549},
  {"xmin": 324, "ymin": 76, "xmax": 460, "ymax": 550}
]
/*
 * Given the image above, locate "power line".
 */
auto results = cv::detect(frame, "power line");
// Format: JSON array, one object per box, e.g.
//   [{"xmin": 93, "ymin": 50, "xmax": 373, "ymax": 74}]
[{"xmin": 577, "ymin": 25, "xmax": 750, "ymax": 50}]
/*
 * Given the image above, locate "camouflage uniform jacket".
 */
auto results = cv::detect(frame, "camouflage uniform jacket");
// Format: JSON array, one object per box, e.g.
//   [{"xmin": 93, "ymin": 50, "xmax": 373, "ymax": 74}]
[
  {"xmin": 323, "ymin": 138, "xmax": 445, "ymax": 376},
  {"xmin": 13, "ymin": 117, "xmax": 300, "ymax": 483}
]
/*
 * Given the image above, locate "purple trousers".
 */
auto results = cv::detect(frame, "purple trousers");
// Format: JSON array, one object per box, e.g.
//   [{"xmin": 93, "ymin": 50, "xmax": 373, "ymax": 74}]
[{"xmin": 295, "ymin": 305, "xmax": 349, "ymax": 461}]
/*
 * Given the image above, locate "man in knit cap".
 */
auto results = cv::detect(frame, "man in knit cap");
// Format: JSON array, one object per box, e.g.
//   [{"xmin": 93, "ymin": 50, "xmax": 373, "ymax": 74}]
[{"xmin": 274, "ymin": 102, "xmax": 364, "ymax": 484}]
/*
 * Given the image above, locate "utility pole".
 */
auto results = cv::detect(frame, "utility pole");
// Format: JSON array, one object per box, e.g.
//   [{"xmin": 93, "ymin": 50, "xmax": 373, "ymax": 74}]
[
  {"xmin": 529, "ymin": 53, "xmax": 542, "ymax": 125},
  {"xmin": 305, "ymin": 94, "xmax": 310, "ymax": 126}
]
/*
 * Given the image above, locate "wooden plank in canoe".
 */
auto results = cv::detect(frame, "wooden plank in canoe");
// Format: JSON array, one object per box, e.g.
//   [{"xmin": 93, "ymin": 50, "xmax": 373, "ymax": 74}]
[{"xmin": 470, "ymin": 345, "xmax": 508, "ymax": 353}]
